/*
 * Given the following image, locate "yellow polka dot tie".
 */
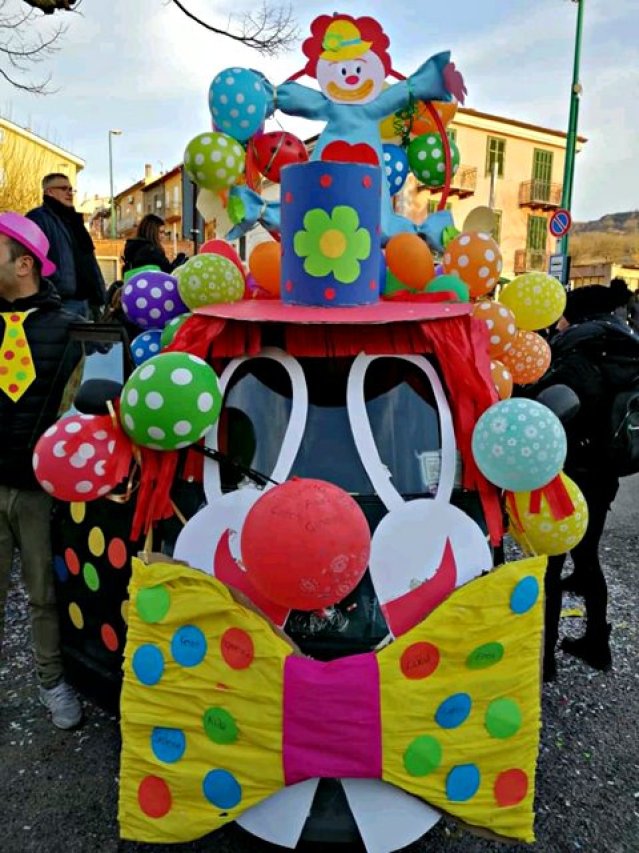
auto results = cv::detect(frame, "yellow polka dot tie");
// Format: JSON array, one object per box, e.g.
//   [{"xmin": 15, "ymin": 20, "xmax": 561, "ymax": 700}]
[{"xmin": 0, "ymin": 310, "xmax": 37, "ymax": 402}]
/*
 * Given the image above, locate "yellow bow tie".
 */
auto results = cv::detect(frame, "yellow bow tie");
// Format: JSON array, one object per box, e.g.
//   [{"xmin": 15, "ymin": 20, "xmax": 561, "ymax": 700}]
[
  {"xmin": 119, "ymin": 554, "xmax": 546, "ymax": 846},
  {"xmin": 0, "ymin": 310, "xmax": 36, "ymax": 401}
]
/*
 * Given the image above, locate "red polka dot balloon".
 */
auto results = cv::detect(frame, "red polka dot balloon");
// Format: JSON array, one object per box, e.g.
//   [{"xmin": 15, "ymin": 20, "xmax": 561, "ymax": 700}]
[
  {"xmin": 442, "ymin": 232, "xmax": 503, "ymax": 298},
  {"xmin": 33, "ymin": 414, "xmax": 133, "ymax": 502}
]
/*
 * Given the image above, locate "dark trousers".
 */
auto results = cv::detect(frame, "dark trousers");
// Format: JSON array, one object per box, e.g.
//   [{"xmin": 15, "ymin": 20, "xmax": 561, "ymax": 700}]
[{"xmin": 545, "ymin": 470, "xmax": 619, "ymax": 661}]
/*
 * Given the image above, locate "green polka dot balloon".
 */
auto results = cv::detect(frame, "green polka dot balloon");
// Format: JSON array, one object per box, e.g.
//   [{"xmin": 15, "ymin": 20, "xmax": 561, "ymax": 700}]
[
  {"xmin": 160, "ymin": 312, "xmax": 191, "ymax": 349},
  {"xmin": 184, "ymin": 132, "xmax": 245, "ymax": 192},
  {"xmin": 407, "ymin": 133, "xmax": 460, "ymax": 188},
  {"xmin": 177, "ymin": 254, "xmax": 245, "ymax": 309},
  {"xmin": 119, "ymin": 352, "xmax": 222, "ymax": 450}
]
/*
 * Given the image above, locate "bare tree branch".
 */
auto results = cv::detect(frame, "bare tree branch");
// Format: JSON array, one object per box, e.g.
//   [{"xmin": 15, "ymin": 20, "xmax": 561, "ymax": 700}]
[
  {"xmin": 0, "ymin": 0, "xmax": 68, "ymax": 93},
  {"xmin": 170, "ymin": 0, "xmax": 298, "ymax": 56}
]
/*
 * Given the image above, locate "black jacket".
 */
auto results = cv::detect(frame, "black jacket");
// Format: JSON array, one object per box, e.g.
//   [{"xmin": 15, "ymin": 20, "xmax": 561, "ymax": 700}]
[
  {"xmin": 27, "ymin": 203, "xmax": 106, "ymax": 307},
  {"xmin": 533, "ymin": 315, "xmax": 639, "ymax": 473},
  {"xmin": 123, "ymin": 238, "xmax": 172, "ymax": 274},
  {"xmin": 0, "ymin": 281, "xmax": 83, "ymax": 490}
]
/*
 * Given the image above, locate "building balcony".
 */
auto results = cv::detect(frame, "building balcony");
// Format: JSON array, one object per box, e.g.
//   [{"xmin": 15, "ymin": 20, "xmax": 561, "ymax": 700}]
[
  {"xmin": 418, "ymin": 165, "xmax": 477, "ymax": 199},
  {"xmin": 164, "ymin": 203, "xmax": 182, "ymax": 222},
  {"xmin": 519, "ymin": 180, "xmax": 562, "ymax": 210},
  {"xmin": 514, "ymin": 249, "xmax": 550, "ymax": 275}
]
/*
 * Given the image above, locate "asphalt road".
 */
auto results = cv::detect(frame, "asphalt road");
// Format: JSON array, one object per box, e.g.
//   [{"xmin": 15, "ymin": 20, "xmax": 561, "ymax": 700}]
[{"xmin": 1, "ymin": 477, "xmax": 638, "ymax": 853}]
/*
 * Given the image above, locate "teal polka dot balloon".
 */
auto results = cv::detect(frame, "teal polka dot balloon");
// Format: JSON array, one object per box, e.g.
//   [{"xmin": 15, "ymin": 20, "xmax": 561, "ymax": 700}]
[
  {"xmin": 119, "ymin": 352, "xmax": 222, "ymax": 450},
  {"xmin": 471, "ymin": 398, "xmax": 567, "ymax": 492},
  {"xmin": 407, "ymin": 133, "xmax": 460, "ymax": 188},
  {"xmin": 177, "ymin": 254, "xmax": 245, "ymax": 309},
  {"xmin": 184, "ymin": 132, "xmax": 245, "ymax": 192}
]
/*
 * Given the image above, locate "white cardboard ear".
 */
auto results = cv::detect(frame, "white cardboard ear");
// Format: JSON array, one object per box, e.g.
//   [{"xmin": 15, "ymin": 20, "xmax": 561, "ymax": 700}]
[
  {"xmin": 203, "ymin": 347, "xmax": 308, "ymax": 503},
  {"xmin": 235, "ymin": 779, "xmax": 319, "ymax": 849},
  {"xmin": 341, "ymin": 779, "xmax": 441, "ymax": 853},
  {"xmin": 346, "ymin": 353, "xmax": 492, "ymax": 637},
  {"xmin": 175, "ymin": 349, "xmax": 309, "ymax": 628}
]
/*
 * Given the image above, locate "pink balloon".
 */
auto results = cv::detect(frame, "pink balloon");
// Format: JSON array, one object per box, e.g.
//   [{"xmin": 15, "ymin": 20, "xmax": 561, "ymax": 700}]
[{"xmin": 199, "ymin": 239, "xmax": 246, "ymax": 278}]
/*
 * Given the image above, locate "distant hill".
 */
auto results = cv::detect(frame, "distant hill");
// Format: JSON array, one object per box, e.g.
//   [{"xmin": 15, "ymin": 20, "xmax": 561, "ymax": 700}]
[{"xmin": 571, "ymin": 211, "xmax": 639, "ymax": 264}]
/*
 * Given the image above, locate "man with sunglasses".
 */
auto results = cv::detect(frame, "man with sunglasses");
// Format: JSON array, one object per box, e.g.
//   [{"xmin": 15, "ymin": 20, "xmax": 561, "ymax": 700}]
[{"xmin": 27, "ymin": 173, "xmax": 106, "ymax": 318}]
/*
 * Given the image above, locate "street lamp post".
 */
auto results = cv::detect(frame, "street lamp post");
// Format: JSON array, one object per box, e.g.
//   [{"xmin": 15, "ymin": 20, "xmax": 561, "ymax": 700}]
[
  {"xmin": 108, "ymin": 129, "xmax": 123, "ymax": 240},
  {"xmin": 559, "ymin": 0, "xmax": 585, "ymax": 260}
]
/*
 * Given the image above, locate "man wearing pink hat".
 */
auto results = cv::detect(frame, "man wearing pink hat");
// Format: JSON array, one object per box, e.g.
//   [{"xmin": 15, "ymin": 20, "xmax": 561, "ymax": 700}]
[{"xmin": 0, "ymin": 211, "xmax": 83, "ymax": 729}]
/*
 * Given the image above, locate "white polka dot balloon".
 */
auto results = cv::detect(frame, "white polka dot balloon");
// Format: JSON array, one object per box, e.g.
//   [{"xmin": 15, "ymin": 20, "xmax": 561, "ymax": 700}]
[
  {"xmin": 471, "ymin": 398, "xmax": 567, "ymax": 492},
  {"xmin": 32, "ymin": 414, "xmax": 133, "ymax": 502},
  {"xmin": 131, "ymin": 329, "xmax": 162, "ymax": 366},
  {"xmin": 209, "ymin": 67, "xmax": 268, "ymax": 141},
  {"xmin": 119, "ymin": 352, "xmax": 222, "ymax": 450},
  {"xmin": 121, "ymin": 271, "xmax": 187, "ymax": 330},
  {"xmin": 499, "ymin": 272, "xmax": 567, "ymax": 331},
  {"xmin": 382, "ymin": 144, "xmax": 409, "ymax": 195},
  {"xmin": 184, "ymin": 131, "xmax": 246, "ymax": 192},
  {"xmin": 177, "ymin": 254, "xmax": 245, "ymax": 310}
]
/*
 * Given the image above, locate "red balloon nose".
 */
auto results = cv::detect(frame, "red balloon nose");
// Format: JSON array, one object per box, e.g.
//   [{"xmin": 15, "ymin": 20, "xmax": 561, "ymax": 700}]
[{"xmin": 345, "ymin": 75, "xmax": 359, "ymax": 85}]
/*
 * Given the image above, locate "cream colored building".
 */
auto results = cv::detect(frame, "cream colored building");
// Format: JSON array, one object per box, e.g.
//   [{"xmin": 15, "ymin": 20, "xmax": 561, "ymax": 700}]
[
  {"xmin": 403, "ymin": 107, "xmax": 585, "ymax": 279},
  {"xmin": 0, "ymin": 117, "xmax": 84, "ymax": 214}
]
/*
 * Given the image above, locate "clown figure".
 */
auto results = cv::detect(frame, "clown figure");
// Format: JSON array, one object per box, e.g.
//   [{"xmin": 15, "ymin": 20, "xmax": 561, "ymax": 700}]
[{"xmin": 227, "ymin": 14, "xmax": 467, "ymax": 250}]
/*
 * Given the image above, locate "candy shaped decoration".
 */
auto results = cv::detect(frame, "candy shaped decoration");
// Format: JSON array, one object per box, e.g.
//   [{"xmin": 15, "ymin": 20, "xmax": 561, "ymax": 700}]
[
  {"xmin": 385, "ymin": 233, "xmax": 435, "ymax": 290},
  {"xmin": 472, "ymin": 398, "xmax": 567, "ymax": 492},
  {"xmin": 407, "ymin": 132, "xmax": 460, "ymax": 188},
  {"xmin": 241, "ymin": 478, "xmax": 371, "ymax": 611},
  {"xmin": 490, "ymin": 359, "xmax": 514, "ymax": 400},
  {"xmin": 500, "ymin": 330, "xmax": 551, "ymax": 386},
  {"xmin": 177, "ymin": 254, "xmax": 245, "ymax": 309},
  {"xmin": 32, "ymin": 413, "xmax": 132, "ymax": 502},
  {"xmin": 184, "ymin": 132, "xmax": 246, "ymax": 192},
  {"xmin": 121, "ymin": 271, "xmax": 187, "ymax": 330},
  {"xmin": 131, "ymin": 329, "xmax": 162, "ymax": 366},
  {"xmin": 119, "ymin": 353, "xmax": 222, "ymax": 451},
  {"xmin": 442, "ymin": 232, "xmax": 503, "ymax": 298},
  {"xmin": 382, "ymin": 144, "xmax": 409, "ymax": 195},
  {"xmin": 251, "ymin": 131, "xmax": 308, "ymax": 182},
  {"xmin": 507, "ymin": 473, "xmax": 588, "ymax": 556},
  {"xmin": 499, "ymin": 272, "xmax": 567, "ymax": 332},
  {"xmin": 472, "ymin": 301, "xmax": 517, "ymax": 358},
  {"xmin": 248, "ymin": 241, "xmax": 281, "ymax": 297},
  {"xmin": 160, "ymin": 313, "xmax": 191, "ymax": 349},
  {"xmin": 209, "ymin": 68, "xmax": 268, "ymax": 142}
]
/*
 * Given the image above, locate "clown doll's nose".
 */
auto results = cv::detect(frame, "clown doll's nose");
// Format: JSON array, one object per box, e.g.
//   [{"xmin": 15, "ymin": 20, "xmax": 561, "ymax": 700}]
[{"xmin": 345, "ymin": 74, "xmax": 359, "ymax": 85}]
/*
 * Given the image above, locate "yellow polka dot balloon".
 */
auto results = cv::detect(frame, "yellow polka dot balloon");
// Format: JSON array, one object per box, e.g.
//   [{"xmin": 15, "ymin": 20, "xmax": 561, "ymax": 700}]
[
  {"xmin": 442, "ymin": 232, "xmax": 503, "ymax": 298},
  {"xmin": 499, "ymin": 272, "xmax": 567, "ymax": 331},
  {"xmin": 507, "ymin": 473, "xmax": 588, "ymax": 556}
]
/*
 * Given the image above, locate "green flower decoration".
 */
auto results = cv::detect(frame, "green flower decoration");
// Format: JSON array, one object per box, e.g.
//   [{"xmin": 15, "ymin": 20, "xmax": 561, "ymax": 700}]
[
  {"xmin": 227, "ymin": 195, "xmax": 246, "ymax": 226},
  {"xmin": 442, "ymin": 225, "xmax": 461, "ymax": 249},
  {"xmin": 294, "ymin": 206, "xmax": 371, "ymax": 284}
]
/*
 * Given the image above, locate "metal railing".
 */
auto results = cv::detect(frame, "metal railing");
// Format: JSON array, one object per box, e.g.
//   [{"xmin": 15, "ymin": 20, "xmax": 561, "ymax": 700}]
[{"xmin": 519, "ymin": 180, "xmax": 562, "ymax": 208}]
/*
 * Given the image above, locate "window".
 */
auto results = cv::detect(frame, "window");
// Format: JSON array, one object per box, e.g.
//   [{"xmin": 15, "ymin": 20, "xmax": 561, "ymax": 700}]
[
  {"xmin": 491, "ymin": 210, "xmax": 502, "ymax": 244},
  {"xmin": 427, "ymin": 199, "xmax": 452, "ymax": 214},
  {"xmin": 447, "ymin": 128, "xmax": 457, "ymax": 144},
  {"xmin": 136, "ymin": 202, "xmax": 142, "ymax": 214},
  {"xmin": 486, "ymin": 136, "xmax": 506, "ymax": 178},
  {"xmin": 532, "ymin": 149, "xmax": 553, "ymax": 201},
  {"xmin": 526, "ymin": 215, "xmax": 547, "ymax": 252}
]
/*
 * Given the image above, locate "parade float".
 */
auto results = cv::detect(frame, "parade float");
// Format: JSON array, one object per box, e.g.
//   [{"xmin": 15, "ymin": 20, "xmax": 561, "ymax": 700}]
[{"xmin": 36, "ymin": 13, "xmax": 589, "ymax": 851}]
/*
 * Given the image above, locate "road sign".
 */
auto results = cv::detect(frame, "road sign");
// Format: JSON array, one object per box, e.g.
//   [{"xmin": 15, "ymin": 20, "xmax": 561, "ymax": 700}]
[
  {"xmin": 549, "ymin": 253, "xmax": 571, "ymax": 286},
  {"xmin": 549, "ymin": 208, "xmax": 573, "ymax": 239}
]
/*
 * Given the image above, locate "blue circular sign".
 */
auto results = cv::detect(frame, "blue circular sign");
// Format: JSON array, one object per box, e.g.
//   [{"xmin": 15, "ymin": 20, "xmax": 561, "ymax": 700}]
[{"xmin": 549, "ymin": 209, "xmax": 572, "ymax": 238}]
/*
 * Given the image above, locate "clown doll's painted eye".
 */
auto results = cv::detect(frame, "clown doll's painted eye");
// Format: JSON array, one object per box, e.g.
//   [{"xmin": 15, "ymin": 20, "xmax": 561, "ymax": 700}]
[
  {"xmin": 355, "ymin": 66, "xmax": 362, "ymax": 75},
  {"xmin": 341, "ymin": 67, "xmax": 347, "ymax": 76}
]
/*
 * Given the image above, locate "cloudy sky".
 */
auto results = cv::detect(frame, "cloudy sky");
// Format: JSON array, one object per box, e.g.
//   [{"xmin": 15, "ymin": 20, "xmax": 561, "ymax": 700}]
[{"xmin": 1, "ymin": 0, "xmax": 637, "ymax": 221}]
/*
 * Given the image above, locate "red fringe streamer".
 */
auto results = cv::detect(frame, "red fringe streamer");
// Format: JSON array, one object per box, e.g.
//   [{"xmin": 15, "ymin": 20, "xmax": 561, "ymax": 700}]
[
  {"xmin": 529, "ymin": 475, "xmax": 575, "ymax": 521},
  {"xmin": 130, "ymin": 449, "xmax": 180, "ymax": 541}
]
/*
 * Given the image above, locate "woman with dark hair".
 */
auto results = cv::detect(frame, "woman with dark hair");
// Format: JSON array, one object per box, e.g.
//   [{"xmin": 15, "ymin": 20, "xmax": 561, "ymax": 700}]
[{"xmin": 122, "ymin": 214, "xmax": 186, "ymax": 274}]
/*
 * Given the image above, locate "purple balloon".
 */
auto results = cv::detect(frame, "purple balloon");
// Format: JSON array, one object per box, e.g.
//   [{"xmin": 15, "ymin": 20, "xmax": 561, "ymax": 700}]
[
  {"xmin": 435, "ymin": 264, "xmax": 444, "ymax": 276},
  {"xmin": 121, "ymin": 271, "xmax": 188, "ymax": 330}
]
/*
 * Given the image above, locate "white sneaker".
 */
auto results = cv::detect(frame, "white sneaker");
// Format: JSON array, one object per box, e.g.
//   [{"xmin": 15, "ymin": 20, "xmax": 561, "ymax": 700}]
[{"xmin": 38, "ymin": 680, "xmax": 83, "ymax": 730}]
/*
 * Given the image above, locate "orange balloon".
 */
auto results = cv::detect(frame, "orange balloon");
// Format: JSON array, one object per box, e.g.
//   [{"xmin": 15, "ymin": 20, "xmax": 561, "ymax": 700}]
[
  {"xmin": 472, "ymin": 300, "xmax": 518, "ymax": 358},
  {"xmin": 385, "ymin": 233, "xmax": 435, "ymax": 291},
  {"xmin": 501, "ymin": 330, "xmax": 551, "ymax": 385},
  {"xmin": 411, "ymin": 100, "xmax": 458, "ymax": 136},
  {"xmin": 443, "ymin": 232, "xmax": 503, "ymax": 298},
  {"xmin": 490, "ymin": 360, "xmax": 514, "ymax": 400},
  {"xmin": 248, "ymin": 241, "xmax": 281, "ymax": 297}
]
